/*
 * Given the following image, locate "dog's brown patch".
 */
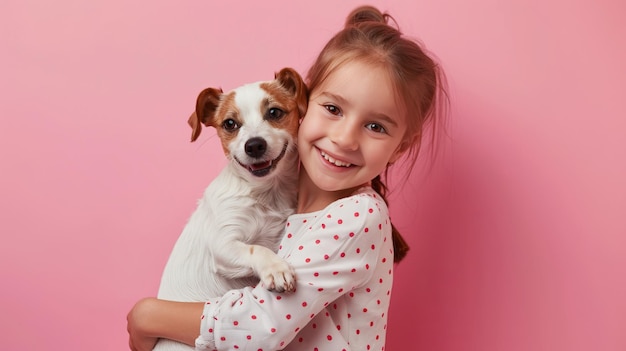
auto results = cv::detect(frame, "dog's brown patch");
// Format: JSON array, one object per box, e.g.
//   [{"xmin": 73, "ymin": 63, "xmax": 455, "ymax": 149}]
[
  {"xmin": 260, "ymin": 82, "xmax": 301, "ymax": 138},
  {"xmin": 211, "ymin": 92, "xmax": 240, "ymax": 156}
]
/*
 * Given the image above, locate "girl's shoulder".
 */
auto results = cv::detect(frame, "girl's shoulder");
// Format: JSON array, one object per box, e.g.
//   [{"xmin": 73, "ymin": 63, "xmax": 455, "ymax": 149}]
[
  {"xmin": 334, "ymin": 186, "xmax": 389, "ymax": 214},
  {"xmin": 290, "ymin": 186, "xmax": 389, "ymax": 225}
]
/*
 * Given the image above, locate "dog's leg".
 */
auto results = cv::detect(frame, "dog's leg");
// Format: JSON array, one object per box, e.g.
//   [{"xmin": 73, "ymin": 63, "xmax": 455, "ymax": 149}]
[{"xmin": 213, "ymin": 241, "xmax": 296, "ymax": 292}]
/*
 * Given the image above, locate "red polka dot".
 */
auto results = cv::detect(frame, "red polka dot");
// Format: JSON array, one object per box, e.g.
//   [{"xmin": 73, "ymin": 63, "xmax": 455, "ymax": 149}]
[
  {"xmin": 337, "ymin": 324, "xmax": 341, "ymax": 330},
  {"xmin": 220, "ymin": 336, "xmax": 226, "ymax": 341},
  {"xmin": 271, "ymin": 328, "xmax": 276, "ymax": 333},
  {"xmin": 363, "ymin": 308, "xmax": 368, "ymax": 312},
  {"xmin": 349, "ymin": 232, "xmax": 355, "ymax": 237},
  {"xmin": 298, "ymin": 337, "xmax": 303, "ymax": 342},
  {"xmin": 251, "ymin": 315, "xmax": 257, "ymax": 319},
  {"xmin": 314, "ymin": 272, "xmax": 319, "ymax": 276},
  {"xmin": 233, "ymin": 321, "xmax": 239, "ymax": 325},
  {"xmin": 338, "ymin": 219, "xmax": 343, "ymax": 224},
  {"xmin": 327, "ymin": 335, "xmax": 332, "ymax": 341},
  {"xmin": 302, "ymin": 301, "xmax": 308, "ymax": 307},
  {"xmin": 298, "ymin": 245, "xmax": 303, "ymax": 250},
  {"xmin": 333, "ymin": 271, "xmax": 339, "ymax": 275},
  {"xmin": 286, "ymin": 314, "xmax": 291, "ymax": 319},
  {"xmin": 356, "ymin": 329, "xmax": 360, "ymax": 334},
  {"xmin": 371, "ymin": 244, "xmax": 376, "ymax": 250},
  {"xmin": 305, "ymin": 258, "xmax": 311, "ymax": 263},
  {"xmin": 356, "ymin": 248, "xmax": 361, "ymax": 254},
  {"xmin": 334, "ymin": 235, "xmax": 339, "ymax": 240},
  {"xmin": 321, "ymin": 223, "xmax": 326, "ymax": 229},
  {"xmin": 259, "ymin": 299, "xmax": 264, "ymax": 303},
  {"xmin": 287, "ymin": 233, "xmax": 292, "ymax": 238},
  {"xmin": 354, "ymin": 212, "xmax": 360, "ymax": 217},
  {"xmin": 247, "ymin": 335, "xmax": 251, "ymax": 340},
  {"xmin": 364, "ymin": 227, "xmax": 369, "ymax": 232},
  {"xmin": 340, "ymin": 252, "xmax": 346, "ymax": 257},
  {"xmin": 315, "ymin": 239, "xmax": 321, "ymax": 244},
  {"xmin": 327, "ymin": 214, "xmax": 332, "ymax": 218},
  {"xmin": 276, "ymin": 296, "xmax": 282, "ymax": 300},
  {"xmin": 324, "ymin": 254, "xmax": 330, "ymax": 260},
  {"xmin": 369, "ymin": 208, "xmax": 374, "ymax": 213}
]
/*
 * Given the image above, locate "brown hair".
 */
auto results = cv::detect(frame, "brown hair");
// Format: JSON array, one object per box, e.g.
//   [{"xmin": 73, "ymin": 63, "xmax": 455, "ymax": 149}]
[{"xmin": 306, "ymin": 5, "xmax": 448, "ymax": 263}]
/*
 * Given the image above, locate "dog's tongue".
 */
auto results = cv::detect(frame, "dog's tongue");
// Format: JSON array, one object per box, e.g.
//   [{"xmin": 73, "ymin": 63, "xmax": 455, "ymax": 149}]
[{"xmin": 249, "ymin": 161, "xmax": 271, "ymax": 171}]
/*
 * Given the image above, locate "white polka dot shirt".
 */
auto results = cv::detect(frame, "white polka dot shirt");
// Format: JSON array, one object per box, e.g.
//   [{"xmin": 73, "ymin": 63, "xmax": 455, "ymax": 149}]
[{"xmin": 195, "ymin": 186, "xmax": 395, "ymax": 351}]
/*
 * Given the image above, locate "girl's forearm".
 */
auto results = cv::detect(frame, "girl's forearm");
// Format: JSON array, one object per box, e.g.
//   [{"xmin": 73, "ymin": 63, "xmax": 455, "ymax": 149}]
[{"xmin": 130, "ymin": 297, "xmax": 205, "ymax": 347}]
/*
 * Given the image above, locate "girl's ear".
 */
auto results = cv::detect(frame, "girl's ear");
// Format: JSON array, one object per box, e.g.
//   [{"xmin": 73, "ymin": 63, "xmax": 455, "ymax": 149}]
[{"xmin": 389, "ymin": 140, "xmax": 411, "ymax": 164}]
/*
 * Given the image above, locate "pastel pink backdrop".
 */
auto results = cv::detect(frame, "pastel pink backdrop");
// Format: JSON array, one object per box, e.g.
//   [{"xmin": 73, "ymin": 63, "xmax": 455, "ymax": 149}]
[{"xmin": 1, "ymin": 0, "xmax": 624, "ymax": 350}]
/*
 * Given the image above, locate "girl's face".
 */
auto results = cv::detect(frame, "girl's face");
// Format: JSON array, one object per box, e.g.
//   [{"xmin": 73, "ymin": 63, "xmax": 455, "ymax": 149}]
[{"xmin": 298, "ymin": 61, "xmax": 407, "ymax": 194}]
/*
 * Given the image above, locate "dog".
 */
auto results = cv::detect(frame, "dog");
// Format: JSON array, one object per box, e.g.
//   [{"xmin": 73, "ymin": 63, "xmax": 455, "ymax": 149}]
[{"xmin": 153, "ymin": 67, "xmax": 307, "ymax": 351}]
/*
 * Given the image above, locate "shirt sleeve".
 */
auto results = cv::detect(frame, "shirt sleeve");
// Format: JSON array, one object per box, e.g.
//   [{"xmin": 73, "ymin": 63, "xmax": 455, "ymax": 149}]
[{"xmin": 195, "ymin": 192, "xmax": 390, "ymax": 351}]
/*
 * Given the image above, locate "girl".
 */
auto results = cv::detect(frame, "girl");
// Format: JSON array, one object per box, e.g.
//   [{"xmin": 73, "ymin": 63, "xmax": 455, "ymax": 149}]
[{"xmin": 128, "ymin": 5, "xmax": 446, "ymax": 351}]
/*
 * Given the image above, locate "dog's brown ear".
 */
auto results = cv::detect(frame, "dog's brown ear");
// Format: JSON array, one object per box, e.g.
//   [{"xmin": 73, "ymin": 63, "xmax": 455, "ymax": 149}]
[
  {"xmin": 189, "ymin": 87, "xmax": 223, "ymax": 142},
  {"xmin": 275, "ymin": 67, "xmax": 308, "ymax": 118}
]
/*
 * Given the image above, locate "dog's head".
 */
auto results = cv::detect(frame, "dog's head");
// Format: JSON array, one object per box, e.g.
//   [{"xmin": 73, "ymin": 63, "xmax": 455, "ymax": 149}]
[{"xmin": 188, "ymin": 67, "xmax": 307, "ymax": 179}]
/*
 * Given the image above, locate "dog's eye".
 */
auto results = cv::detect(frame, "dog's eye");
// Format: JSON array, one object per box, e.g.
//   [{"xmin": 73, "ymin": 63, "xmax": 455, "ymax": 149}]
[
  {"xmin": 266, "ymin": 108, "xmax": 285, "ymax": 120},
  {"xmin": 222, "ymin": 119, "xmax": 240, "ymax": 131}
]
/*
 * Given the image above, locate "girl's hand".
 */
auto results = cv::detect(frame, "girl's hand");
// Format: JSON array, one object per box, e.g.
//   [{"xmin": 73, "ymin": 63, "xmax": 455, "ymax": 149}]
[
  {"xmin": 126, "ymin": 297, "xmax": 205, "ymax": 350},
  {"xmin": 127, "ymin": 298, "xmax": 159, "ymax": 351}
]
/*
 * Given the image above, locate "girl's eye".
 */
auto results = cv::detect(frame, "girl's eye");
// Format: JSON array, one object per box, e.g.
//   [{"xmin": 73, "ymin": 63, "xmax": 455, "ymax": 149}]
[
  {"xmin": 266, "ymin": 107, "xmax": 285, "ymax": 120},
  {"xmin": 323, "ymin": 104, "xmax": 341, "ymax": 115},
  {"xmin": 222, "ymin": 118, "xmax": 240, "ymax": 131},
  {"xmin": 366, "ymin": 122, "xmax": 387, "ymax": 134}
]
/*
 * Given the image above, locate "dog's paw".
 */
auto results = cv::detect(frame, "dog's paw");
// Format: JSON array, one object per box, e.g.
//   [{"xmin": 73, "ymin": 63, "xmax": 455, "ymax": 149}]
[{"xmin": 259, "ymin": 258, "xmax": 297, "ymax": 293}]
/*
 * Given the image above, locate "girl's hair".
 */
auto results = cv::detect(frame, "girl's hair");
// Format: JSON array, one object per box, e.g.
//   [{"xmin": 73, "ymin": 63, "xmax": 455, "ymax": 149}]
[{"xmin": 306, "ymin": 5, "xmax": 448, "ymax": 263}]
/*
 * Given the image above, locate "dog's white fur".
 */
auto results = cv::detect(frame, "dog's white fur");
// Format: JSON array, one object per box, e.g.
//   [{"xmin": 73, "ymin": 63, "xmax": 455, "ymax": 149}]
[{"xmin": 153, "ymin": 68, "xmax": 307, "ymax": 351}]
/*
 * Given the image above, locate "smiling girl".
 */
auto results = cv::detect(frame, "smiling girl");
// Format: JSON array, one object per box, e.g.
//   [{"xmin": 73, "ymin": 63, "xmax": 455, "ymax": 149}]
[{"xmin": 128, "ymin": 5, "xmax": 447, "ymax": 350}]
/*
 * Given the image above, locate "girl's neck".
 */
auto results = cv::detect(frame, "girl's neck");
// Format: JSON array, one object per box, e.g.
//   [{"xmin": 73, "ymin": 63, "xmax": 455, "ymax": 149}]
[{"xmin": 296, "ymin": 170, "xmax": 365, "ymax": 214}]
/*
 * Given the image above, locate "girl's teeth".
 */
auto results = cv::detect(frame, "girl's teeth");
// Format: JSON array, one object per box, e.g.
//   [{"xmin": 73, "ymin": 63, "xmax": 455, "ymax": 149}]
[{"xmin": 321, "ymin": 151, "xmax": 352, "ymax": 167}]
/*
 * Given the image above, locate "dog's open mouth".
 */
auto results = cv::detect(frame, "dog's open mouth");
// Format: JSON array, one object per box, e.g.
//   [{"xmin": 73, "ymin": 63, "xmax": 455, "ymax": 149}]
[{"xmin": 238, "ymin": 143, "xmax": 289, "ymax": 177}]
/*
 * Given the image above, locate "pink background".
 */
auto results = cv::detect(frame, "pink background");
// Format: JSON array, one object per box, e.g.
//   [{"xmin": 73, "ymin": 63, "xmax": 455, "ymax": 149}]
[{"xmin": 1, "ymin": 0, "xmax": 624, "ymax": 350}]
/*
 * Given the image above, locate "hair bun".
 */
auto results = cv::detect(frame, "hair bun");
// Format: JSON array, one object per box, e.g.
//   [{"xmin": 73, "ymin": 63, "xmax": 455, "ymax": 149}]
[{"xmin": 345, "ymin": 5, "xmax": 387, "ymax": 27}]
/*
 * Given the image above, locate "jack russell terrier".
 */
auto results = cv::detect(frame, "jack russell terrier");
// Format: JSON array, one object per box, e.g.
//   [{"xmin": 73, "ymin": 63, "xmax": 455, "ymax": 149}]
[{"xmin": 153, "ymin": 67, "xmax": 307, "ymax": 351}]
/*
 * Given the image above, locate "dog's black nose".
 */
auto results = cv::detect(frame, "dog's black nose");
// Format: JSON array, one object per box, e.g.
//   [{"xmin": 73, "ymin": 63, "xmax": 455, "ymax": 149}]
[{"xmin": 245, "ymin": 137, "xmax": 267, "ymax": 158}]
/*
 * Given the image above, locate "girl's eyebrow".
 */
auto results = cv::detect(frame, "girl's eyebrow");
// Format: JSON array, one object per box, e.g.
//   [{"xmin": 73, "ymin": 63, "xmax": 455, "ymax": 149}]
[
  {"xmin": 319, "ymin": 92, "xmax": 350, "ymax": 106},
  {"xmin": 318, "ymin": 92, "xmax": 398, "ymax": 127}
]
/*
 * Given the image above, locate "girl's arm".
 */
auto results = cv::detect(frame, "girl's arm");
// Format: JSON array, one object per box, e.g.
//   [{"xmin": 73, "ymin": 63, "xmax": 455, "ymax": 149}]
[
  {"xmin": 196, "ymin": 191, "xmax": 391, "ymax": 350},
  {"xmin": 127, "ymin": 298, "xmax": 204, "ymax": 350}
]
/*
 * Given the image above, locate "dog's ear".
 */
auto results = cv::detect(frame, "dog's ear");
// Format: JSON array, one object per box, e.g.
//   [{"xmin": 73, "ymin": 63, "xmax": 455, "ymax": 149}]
[
  {"xmin": 275, "ymin": 67, "xmax": 308, "ymax": 118},
  {"xmin": 189, "ymin": 87, "xmax": 223, "ymax": 142}
]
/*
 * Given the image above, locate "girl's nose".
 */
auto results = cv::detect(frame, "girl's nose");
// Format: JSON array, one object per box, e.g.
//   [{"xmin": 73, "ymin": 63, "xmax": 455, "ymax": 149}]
[{"xmin": 330, "ymin": 120, "xmax": 359, "ymax": 151}]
